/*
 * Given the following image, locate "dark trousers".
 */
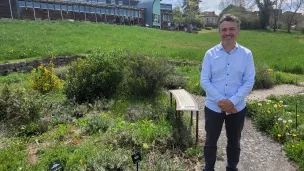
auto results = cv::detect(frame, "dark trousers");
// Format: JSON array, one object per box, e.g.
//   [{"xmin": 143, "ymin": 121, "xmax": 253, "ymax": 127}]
[{"xmin": 203, "ymin": 106, "xmax": 247, "ymax": 171}]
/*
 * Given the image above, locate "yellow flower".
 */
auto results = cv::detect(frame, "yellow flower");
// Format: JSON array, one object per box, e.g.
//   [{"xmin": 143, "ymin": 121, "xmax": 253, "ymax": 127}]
[
  {"xmin": 266, "ymin": 102, "xmax": 270, "ymax": 105},
  {"xmin": 196, "ymin": 82, "xmax": 199, "ymax": 86},
  {"xmin": 297, "ymin": 114, "xmax": 300, "ymax": 117},
  {"xmin": 267, "ymin": 110, "xmax": 271, "ymax": 114},
  {"xmin": 292, "ymin": 145, "xmax": 295, "ymax": 148},
  {"xmin": 277, "ymin": 134, "xmax": 281, "ymax": 137},
  {"xmin": 143, "ymin": 143, "xmax": 149, "ymax": 149},
  {"xmin": 292, "ymin": 134, "xmax": 297, "ymax": 137},
  {"xmin": 80, "ymin": 160, "xmax": 83, "ymax": 165}
]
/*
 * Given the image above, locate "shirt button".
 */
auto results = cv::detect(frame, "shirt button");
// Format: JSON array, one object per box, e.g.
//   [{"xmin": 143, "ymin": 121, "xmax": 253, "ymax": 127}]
[
  {"xmin": 228, "ymin": 63, "xmax": 230, "ymax": 65},
  {"xmin": 226, "ymin": 84, "xmax": 228, "ymax": 86},
  {"xmin": 227, "ymin": 74, "xmax": 229, "ymax": 76}
]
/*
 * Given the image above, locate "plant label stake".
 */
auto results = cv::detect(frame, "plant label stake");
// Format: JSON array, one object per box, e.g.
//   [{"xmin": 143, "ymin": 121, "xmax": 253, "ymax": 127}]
[
  {"xmin": 131, "ymin": 151, "xmax": 141, "ymax": 171},
  {"xmin": 48, "ymin": 159, "xmax": 62, "ymax": 171},
  {"xmin": 296, "ymin": 102, "xmax": 298, "ymax": 129}
]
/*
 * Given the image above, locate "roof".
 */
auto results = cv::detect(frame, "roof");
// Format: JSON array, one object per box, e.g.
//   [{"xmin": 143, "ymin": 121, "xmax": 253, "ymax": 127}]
[{"xmin": 201, "ymin": 11, "xmax": 218, "ymax": 17}]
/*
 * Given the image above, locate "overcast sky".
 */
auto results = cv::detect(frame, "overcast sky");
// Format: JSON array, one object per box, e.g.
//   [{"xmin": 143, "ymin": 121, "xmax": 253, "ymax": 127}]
[{"xmin": 162, "ymin": 0, "xmax": 222, "ymax": 14}]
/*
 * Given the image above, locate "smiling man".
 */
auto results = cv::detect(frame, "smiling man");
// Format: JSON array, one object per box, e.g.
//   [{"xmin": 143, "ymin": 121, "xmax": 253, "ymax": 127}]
[{"xmin": 200, "ymin": 14, "xmax": 255, "ymax": 171}]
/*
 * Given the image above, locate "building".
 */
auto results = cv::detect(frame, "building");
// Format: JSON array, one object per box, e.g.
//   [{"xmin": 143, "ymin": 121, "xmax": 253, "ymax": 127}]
[
  {"xmin": 160, "ymin": 3, "xmax": 172, "ymax": 29},
  {"xmin": 201, "ymin": 11, "xmax": 218, "ymax": 28},
  {"xmin": 0, "ymin": 0, "xmax": 172, "ymax": 27}
]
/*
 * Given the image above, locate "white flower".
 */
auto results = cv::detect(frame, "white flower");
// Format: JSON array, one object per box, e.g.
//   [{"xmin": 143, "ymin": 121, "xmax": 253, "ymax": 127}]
[
  {"xmin": 286, "ymin": 133, "xmax": 290, "ymax": 136},
  {"xmin": 278, "ymin": 118, "xmax": 283, "ymax": 121},
  {"xmin": 283, "ymin": 120, "xmax": 287, "ymax": 124},
  {"xmin": 258, "ymin": 103, "xmax": 262, "ymax": 106},
  {"xmin": 288, "ymin": 120, "xmax": 292, "ymax": 123},
  {"xmin": 286, "ymin": 112, "xmax": 291, "ymax": 115},
  {"xmin": 283, "ymin": 105, "xmax": 288, "ymax": 108},
  {"xmin": 267, "ymin": 100, "xmax": 272, "ymax": 102},
  {"xmin": 274, "ymin": 104, "xmax": 277, "ymax": 108},
  {"xmin": 279, "ymin": 100, "xmax": 283, "ymax": 104}
]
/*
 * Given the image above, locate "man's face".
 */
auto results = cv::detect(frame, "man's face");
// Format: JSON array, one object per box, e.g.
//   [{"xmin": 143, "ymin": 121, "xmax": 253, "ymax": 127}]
[{"xmin": 219, "ymin": 21, "xmax": 240, "ymax": 44}]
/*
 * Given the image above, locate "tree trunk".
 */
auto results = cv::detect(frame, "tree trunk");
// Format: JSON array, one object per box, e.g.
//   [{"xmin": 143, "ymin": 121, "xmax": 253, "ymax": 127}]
[{"xmin": 287, "ymin": 23, "xmax": 291, "ymax": 33}]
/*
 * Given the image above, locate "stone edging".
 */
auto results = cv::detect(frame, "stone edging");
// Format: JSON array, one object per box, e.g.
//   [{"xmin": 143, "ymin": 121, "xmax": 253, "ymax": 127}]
[
  {"xmin": 0, "ymin": 55, "xmax": 85, "ymax": 76},
  {"xmin": 0, "ymin": 57, "xmax": 201, "ymax": 76}
]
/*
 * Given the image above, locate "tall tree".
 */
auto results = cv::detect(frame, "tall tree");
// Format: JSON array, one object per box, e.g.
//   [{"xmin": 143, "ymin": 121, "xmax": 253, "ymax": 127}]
[
  {"xmin": 183, "ymin": 0, "xmax": 201, "ymax": 14},
  {"xmin": 273, "ymin": 0, "xmax": 286, "ymax": 31},
  {"xmin": 256, "ymin": 0, "xmax": 275, "ymax": 29},
  {"xmin": 219, "ymin": 0, "xmax": 254, "ymax": 9},
  {"xmin": 282, "ymin": 0, "xmax": 304, "ymax": 33}
]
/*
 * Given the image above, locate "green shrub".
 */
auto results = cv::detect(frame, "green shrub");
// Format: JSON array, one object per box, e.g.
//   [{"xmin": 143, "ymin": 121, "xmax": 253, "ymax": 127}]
[
  {"xmin": 65, "ymin": 51, "xmax": 123, "ymax": 103},
  {"xmin": 86, "ymin": 145, "xmax": 131, "ymax": 170},
  {"xmin": 254, "ymin": 64, "xmax": 275, "ymax": 89},
  {"xmin": 284, "ymin": 141, "xmax": 304, "ymax": 170},
  {"xmin": 0, "ymin": 138, "xmax": 28, "ymax": 170},
  {"xmin": 122, "ymin": 55, "xmax": 173, "ymax": 100},
  {"xmin": 29, "ymin": 60, "xmax": 63, "ymax": 94},
  {"xmin": 274, "ymin": 71, "xmax": 298, "ymax": 84},
  {"xmin": 49, "ymin": 102, "xmax": 89, "ymax": 125},
  {"xmin": 141, "ymin": 151, "xmax": 185, "ymax": 170},
  {"xmin": 164, "ymin": 74, "xmax": 187, "ymax": 90},
  {"xmin": 166, "ymin": 106, "xmax": 193, "ymax": 150},
  {"xmin": 0, "ymin": 72, "xmax": 30, "ymax": 84},
  {"xmin": 80, "ymin": 113, "xmax": 113, "ymax": 135},
  {"xmin": 0, "ymin": 85, "xmax": 42, "ymax": 126}
]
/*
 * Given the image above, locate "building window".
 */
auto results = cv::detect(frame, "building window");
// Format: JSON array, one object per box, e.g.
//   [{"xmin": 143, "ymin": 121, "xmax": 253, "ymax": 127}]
[
  {"xmin": 111, "ymin": 0, "xmax": 115, "ymax": 5},
  {"xmin": 18, "ymin": 0, "xmax": 25, "ymax": 7},
  {"xmin": 91, "ymin": 7, "xmax": 95, "ymax": 13},
  {"xmin": 166, "ymin": 5, "xmax": 172, "ymax": 10},
  {"xmin": 42, "ymin": 3, "xmax": 48, "ymax": 9},
  {"xmin": 48, "ymin": 3, "xmax": 54, "ymax": 9},
  {"xmin": 26, "ymin": 2, "xmax": 32, "ymax": 8},
  {"xmin": 67, "ymin": 5, "xmax": 73, "ymax": 11},
  {"xmin": 54, "ymin": 4, "xmax": 60, "ymax": 10},
  {"xmin": 98, "ymin": 0, "xmax": 105, "ymax": 3},
  {"xmin": 80, "ymin": 6, "xmax": 85, "ymax": 12},
  {"xmin": 153, "ymin": 14, "xmax": 160, "ymax": 24},
  {"xmin": 34, "ymin": 2, "xmax": 39, "ymax": 8},
  {"xmin": 73, "ymin": 5, "xmax": 79, "ymax": 11},
  {"xmin": 118, "ymin": 1, "xmax": 122, "ymax": 5},
  {"xmin": 61, "ymin": 4, "xmax": 67, "ymax": 11}
]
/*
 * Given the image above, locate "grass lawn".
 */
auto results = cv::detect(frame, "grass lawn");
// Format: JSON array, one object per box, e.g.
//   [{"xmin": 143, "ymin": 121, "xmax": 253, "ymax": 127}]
[{"xmin": 1, "ymin": 19, "xmax": 304, "ymax": 74}]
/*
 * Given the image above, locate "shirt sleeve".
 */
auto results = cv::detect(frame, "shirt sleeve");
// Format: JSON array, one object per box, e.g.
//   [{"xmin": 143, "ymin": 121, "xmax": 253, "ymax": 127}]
[
  {"xmin": 200, "ymin": 51, "xmax": 226, "ymax": 102},
  {"xmin": 229, "ymin": 52, "xmax": 255, "ymax": 106}
]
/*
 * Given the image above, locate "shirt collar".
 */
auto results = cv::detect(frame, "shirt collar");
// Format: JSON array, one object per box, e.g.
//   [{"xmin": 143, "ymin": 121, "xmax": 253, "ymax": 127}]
[{"xmin": 216, "ymin": 42, "xmax": 240, "ymax": 51}]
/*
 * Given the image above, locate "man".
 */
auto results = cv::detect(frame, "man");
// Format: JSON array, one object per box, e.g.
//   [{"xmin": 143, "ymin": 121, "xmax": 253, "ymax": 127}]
[{"xmin": 200, "ymin": 14, "xmax": 255, "ymax": 171}]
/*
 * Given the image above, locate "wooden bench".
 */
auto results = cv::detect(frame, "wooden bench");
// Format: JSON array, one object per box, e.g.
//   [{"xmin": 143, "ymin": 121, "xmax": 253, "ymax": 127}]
[{"xmin": 169, "ymin": 89, "xmax": 200, "ymax": 145}]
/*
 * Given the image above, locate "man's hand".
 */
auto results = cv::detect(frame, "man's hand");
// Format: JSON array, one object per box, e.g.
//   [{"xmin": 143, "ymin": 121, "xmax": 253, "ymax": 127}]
[{"xmin": 217, "ymin": 99, "xmax": 237, "ymax": 114}]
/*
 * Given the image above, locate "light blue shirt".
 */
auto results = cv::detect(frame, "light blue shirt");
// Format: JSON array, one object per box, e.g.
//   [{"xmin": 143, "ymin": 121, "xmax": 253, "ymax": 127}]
[{"xmin": 200, "ymin": 42, "xmax": 255, "ymax": 113}]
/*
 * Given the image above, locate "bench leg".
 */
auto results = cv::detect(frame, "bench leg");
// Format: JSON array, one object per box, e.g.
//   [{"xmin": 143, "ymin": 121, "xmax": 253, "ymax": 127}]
[
  {"xmin": 196, "ymin": 111, "xmax": 199, "ymax": 146},
  {"xmin": 190, "ymin": 111, "xmax": 193, "ymax": 126},
  {"xmin": 170, "ymin": 93, "xmax": 172, "ymax": 107}
]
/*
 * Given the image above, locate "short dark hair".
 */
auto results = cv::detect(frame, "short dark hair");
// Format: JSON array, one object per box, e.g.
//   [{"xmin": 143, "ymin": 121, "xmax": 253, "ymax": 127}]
[{"xmin": 219, "ymin": 14, "xmax": 241, "ymax": 29}]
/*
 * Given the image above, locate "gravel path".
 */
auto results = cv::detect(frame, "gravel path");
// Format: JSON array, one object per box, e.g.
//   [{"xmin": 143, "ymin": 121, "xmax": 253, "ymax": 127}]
[{"xmin": 193, "ymin": 84, "xmax": 304, "ymax": 171}]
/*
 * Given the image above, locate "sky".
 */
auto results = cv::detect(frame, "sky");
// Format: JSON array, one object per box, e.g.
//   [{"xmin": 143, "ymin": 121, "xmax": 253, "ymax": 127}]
[{"xmin": 161, "ymin": 0, "xmax": 223, "ymax": 14}]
